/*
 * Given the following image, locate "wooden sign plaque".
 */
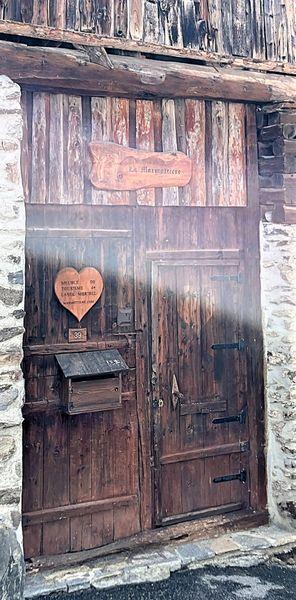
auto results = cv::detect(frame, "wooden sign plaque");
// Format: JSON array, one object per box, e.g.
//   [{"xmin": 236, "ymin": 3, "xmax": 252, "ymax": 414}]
[
  {"xmin": 89, "ymin": 142, "xmax": 192, "ymax": 191},
  {"xmin": 54, "ymin": 267, "xmax": 103, "ymax": 322}
]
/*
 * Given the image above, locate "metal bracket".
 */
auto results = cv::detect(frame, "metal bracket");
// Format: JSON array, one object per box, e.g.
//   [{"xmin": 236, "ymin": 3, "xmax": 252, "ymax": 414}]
[
  {"xmin": 211, "ymin": 339, "xmax": 246, "ymax": 351},
  {"xmin": 212, "ymin": 406, "xmax": 247, "ymax": 425},
  {"xmin": 213, "ymin": 469, "xmax": 247, "ymax": 484},
  {"xmin": 117, "ymin": 307, "xmax": 133, "ymax": 327}
]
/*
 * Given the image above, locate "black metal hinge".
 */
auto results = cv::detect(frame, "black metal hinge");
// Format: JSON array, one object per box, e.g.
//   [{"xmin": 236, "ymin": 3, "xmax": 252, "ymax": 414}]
[
  {"xmin": 210, "ymin": 273, "xmax": 243, "ymax": 283},
  {"xmin": 212, "ymin": 406, "xmax": 247, "ymax": 425},
  {"xmin": 211, "ymin": 339, "xmax": 246, "ymax": 351},
  {"xmin": 213, "ymin": 469, "xmax": 247, "ymax": 484}
]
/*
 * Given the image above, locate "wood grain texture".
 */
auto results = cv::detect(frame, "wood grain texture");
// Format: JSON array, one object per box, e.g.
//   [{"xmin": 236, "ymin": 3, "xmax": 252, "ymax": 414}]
[
  {"xmin": 135, "ymin": 100, "xmax": 155, "ymax": 206},
  {"xmin": 2, "ymin": 9, "xmax": 296, "ymax": 71},
  {"xmin": 23, "ymin": 203, "xmax": 264, "ymax": 557},
  {"xmin": 2, "ymin": 41, "xmax": 296, "ymax": 102},
  {"xmin": 24, "ymin": 92, "xmax": 249, "ymax": 207}
]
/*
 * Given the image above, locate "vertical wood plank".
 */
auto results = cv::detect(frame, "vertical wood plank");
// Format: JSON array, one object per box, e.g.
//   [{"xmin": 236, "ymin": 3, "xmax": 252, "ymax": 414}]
[
  {"xmin": 49, "ymin": 94, "xmax": 64, "ymax": 204},
  {"xmin": 43, "ymin": 412, "xmax": 70, "ymax": 554},
  {"xmin": 185, "ymin": 99, "xmax": 206, "ymax": 206},
  {"xmin": 208, "ymin": 0, "xmax": 223, "ymax": 53},
  {"xmin": 43, "ymin": 413, "xmax": 69, "ymax": 509},
  {"xmin": 153, "ymin": 100, "xmax": 163, "ymax": 206},
  {"xmin": 23, "ymin": 414, "xmax": 44, "ymax": 513},
  {"xmin": 23, "ymin": 525, "xmax": 42, "ymax": 559},
  {"xmin": 174, "ymin": 98, "xmax": 187, "ymax": 206},
  {"xmin": 133, "ymin": 207, "xmax": 152, "ymax": 530},
  {"xmin": 80, "ymin": 0, "xmax": 93, "ymax": 31},
  {"xmin": 32, "ymin": 0, "xmax": 48, "ymax": 24},
  {"xmin": 69, "ymin": 415, "xmax": 92, "ymax": 504},
  {"xmin": 91, "ymin": 96, "xmax": 111, "ymax": 205},
  {"xmin": 66, "ymin": 0, "xmax": 80, "ymax": 30},
  {"xmin": 48, "ymin": 0, "xmax": 66, "ymax": 27},
  {"xmin": 129, "ymin": 0, "xmax": 144, "ymax": 40},
  {"xmin": 114, "ymin": 0, "xmax": 128, "ymax": 38},
  {"xmin": 211, "ymin": 101, "xmax": 229, "ymax": 206},
  {"xmin": 21, "ymin": 90, "xmax": 32, "ymax": 204},
  {"xmin": 96, "ymin": 0, "xmax": 114, "ymax": 35},
  {"xmin": 20, "ymin": 0, "xmax": 34, "ymax": 23},
  {"xmin": 111, "ymin": 97, "xmax": 130, "ymax": 204},
  {"xmin": 244, "ymin": 105, "xmax": 266, "ymax": 511},
  {"xmin": 69, "ymin": 413, "xmax": 92, "ymax": 550},
  {"xmin": 228, "ymin": 103, "xmax": 247, "ymax": 206},
  {"xmin": 31, "ymin": 92, "xmax": 49, "ymax": 204},
  {"xmin": 162, "ymin": 99, "xmax": 179, "ymax": 206},
  {"xmin": 135, "ymin": 100, "xmax": 155, "ymax": 206},
  {"xmin": 43, "ymin": 521, "xmax": 70, "ymax": 556},
  {"xmin": 143, "ymin": 0, "xmax": 160, "ymax": 43},
  {"xmin": 232, "ymin": 0, "xmax": 248, "ymax": 56},
  {"xmin": 159, "ymin": 0, "xmax": 183, "ymax": 47},
  {"xmin": 66, "ymin": 95, "xmax": 84, "ymax": 204}
]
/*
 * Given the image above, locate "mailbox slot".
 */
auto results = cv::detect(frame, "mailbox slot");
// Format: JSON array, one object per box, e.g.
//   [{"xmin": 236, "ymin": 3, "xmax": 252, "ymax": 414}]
[{"xmin": 56, "ymin": 349, "xmax": 128, "ymax": 415}]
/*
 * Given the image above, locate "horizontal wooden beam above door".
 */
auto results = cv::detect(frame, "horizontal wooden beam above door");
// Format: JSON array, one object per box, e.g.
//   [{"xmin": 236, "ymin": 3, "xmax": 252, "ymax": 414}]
[
  {"xmin": 1, "ymin": 41, "xmax": 296, "ymax": 103},
  {"xmin": 0, "ymin": 19, "xmax": 296, "ymax": 77}
]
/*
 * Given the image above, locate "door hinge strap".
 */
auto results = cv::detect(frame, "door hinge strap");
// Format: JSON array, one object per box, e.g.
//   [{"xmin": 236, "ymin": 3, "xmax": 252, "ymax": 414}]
[
  {"xmin": 212, "ymin": 406, "xmax": 247, "ymax": 425},
  {"xmin": 211, "ymin": 339, "xmax": 246, "ymax": 351},
  {"xmin": 210, "ymin": 273, "xmax": 243, "ymax": 283},
  {"xmin": 213, "ymin": 469, "xmax": 247, "ymax": 484}
]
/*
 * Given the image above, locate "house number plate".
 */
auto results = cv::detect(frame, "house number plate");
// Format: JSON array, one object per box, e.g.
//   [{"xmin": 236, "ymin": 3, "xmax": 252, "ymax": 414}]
[{"xmin": 68, "ymin": 328, "xmax": 87, "ymax": 343}]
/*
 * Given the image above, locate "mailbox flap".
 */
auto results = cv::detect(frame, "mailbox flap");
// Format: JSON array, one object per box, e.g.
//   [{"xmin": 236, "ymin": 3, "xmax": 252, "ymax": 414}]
[{"xmin": 55, "ymin": 349, "xmax": 129, "ymax": 379}]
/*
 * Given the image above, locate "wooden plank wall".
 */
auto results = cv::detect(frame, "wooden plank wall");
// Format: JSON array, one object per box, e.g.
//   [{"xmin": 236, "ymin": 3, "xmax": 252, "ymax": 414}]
[
  {"xmin": 22, "ymin": 92, "xmax": 247, "ymax": 207},
  {"xmin": 2, "ymin": 0, "xmax": 296, "ymax": 64}
]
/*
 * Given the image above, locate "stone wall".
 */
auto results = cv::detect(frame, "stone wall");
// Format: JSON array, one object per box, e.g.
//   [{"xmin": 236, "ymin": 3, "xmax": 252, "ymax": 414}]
[
  {"xmin": 0, "ymin": 75, "xmax": 25, "ymax": 598},
  {"xmin": 261, "ymin": 222, "xmax": 296, "ymax": 528}
]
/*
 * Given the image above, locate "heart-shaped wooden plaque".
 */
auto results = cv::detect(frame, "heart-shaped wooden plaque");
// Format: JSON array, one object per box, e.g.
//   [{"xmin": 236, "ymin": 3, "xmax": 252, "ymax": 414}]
[{"xmin": 54, "ymin": 267, "xmax": 104, "ymax": 322}]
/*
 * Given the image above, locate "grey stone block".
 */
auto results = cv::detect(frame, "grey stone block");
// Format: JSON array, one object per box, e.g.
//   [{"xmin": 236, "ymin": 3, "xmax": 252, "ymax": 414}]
[
  {"xmin": 0, "ymin": 523, "xmax": 24, "ymax": 600},
  {"xmin": 231, "ymin": 533, "xmax": 271, "ymax": 550},
  {"xmin": 24, "ymin": 575, "xmax": 67, "ymax": 599},
  {"xmin": 175, "ymin": 542, "xmax": 215, "ymax": 566}
]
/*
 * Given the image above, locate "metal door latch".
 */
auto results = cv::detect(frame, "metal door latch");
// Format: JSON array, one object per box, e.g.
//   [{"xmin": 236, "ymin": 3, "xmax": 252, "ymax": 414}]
[
  {"xmin": 211, "ymin": 340, "xmax": 246, "ymax": 351},
  {"xmin": 213, "ymin": 469, "xmax": 247, "ymax": 484},
  {"xmin": 212, "ymin": 406, "xmax": 247, "ymax": 425}
]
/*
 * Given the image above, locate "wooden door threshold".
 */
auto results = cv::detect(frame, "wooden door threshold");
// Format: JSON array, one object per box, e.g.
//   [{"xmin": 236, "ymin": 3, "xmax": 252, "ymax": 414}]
[{"xmin": 26, "ymin": 508, "xmax": 268, "ymax": 572}]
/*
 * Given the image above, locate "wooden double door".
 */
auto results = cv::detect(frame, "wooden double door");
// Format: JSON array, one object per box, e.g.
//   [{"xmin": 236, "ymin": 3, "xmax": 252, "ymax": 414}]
[{"xmin": 23, "ymin": 205, "xmax": 265, "ymax": 558}]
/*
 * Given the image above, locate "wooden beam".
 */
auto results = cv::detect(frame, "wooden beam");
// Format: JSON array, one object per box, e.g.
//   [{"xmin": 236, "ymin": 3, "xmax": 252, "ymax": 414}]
[
  {"xmin": 1, "ymin": 19, "xmax": 296, "ymax": 77},
  {"xmin": 1, "ymin": 41, "xmax": 296, "ymax": 103},
  {"xmin": 23, "ymin": 494, "xmax": 137, "ymax": 525},
  {"xmin": 26, "ymin": 509, "xmax": 268, "ymax": 570}
]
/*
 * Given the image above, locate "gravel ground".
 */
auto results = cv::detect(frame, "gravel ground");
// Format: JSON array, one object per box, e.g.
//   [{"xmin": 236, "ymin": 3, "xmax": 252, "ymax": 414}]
[{"xmin": 32, "ymin": 563, "xmax": 296, "ymax": 600}]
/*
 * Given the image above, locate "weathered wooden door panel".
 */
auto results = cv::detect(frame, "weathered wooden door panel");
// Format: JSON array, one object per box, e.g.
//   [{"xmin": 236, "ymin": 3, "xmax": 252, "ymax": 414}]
[
  {"xmin": 23, "ymin": 205, "xmax": 140, "ymax": 558},
  {"xmin": 151, "ymin": 257, "xmax": 250, "ymax": 524}
]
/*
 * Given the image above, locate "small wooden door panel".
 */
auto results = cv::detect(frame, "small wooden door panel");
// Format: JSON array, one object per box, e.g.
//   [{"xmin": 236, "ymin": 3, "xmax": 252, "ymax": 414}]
[
  {"xmin": 151, "ymin": 256, "xmax": 249, "ymax": 524},
  {"xmin": 23, "ymin": 208, "xmax": 140, "ymax": 558}
]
